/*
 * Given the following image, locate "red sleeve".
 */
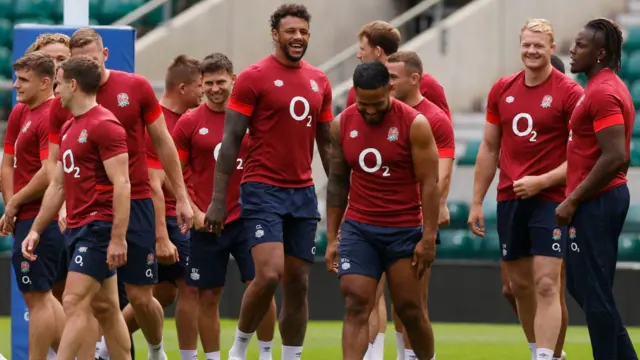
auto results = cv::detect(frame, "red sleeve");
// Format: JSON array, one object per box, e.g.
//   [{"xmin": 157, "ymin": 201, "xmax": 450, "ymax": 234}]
[
  {"xmin": 563, "ymin": 81, "xmax": 584, "ymax": 125},
  {"xmin": 590, "ymin": 92, "xmax": 625, "ymax": 133},
  {"xmin": 319, "ymin": 80, "xmax": 334, "ymax": 123},
  {"xmin": 93, "ymin": 120, "xmax": 129, "ymax": 161},
  {"xmin": 48, "ymin": 97, "xmax": 70, "ymax": 145},
  {"xmin": 485, "ymin": 79, "xmax": 503, "ymax": 125},
  {"xmin": 37, "ymin": 115, "xmax": 50, "ymax": 160},
  {"xmin": 137, "ymin": 75, "xmax": 162, "ymax": 125},
  {"xmin": 421, "ymin": 75, "xmax": 451, "ymax": 121},
  {"xmin": 3, "ymin": 104, "xmax": 24, "ymax": 155},
  {"xmin": 429, "ymin": 111, "xmax": 456, "ymax": 158},
  {"xmin": 171, "ymin": 114, "xmax": 192, "ymax": 163},
  {"xmin": 346, "ymin": 87, "xmax": 356, "ymax": 107},
  {"xmin": 227, "ymin": 68, "xmax": 259, "ymax": 117}
]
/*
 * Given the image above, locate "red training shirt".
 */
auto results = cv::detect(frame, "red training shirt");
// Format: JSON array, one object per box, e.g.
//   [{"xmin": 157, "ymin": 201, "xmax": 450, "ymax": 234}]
[
  {"xmin": 3, "ymin": 99, "xmax": 52, "ymax": 219},
  {"xmin": 566, "ymin": 69, "xmax": 635, "ymax": 196},
  {"xmin": 48, "ymin": 95, "xmax": 73, "ymax": 145},
  {"xmin": 347, "ymin": 72, "xmax": 451, "ymax": 120},
  {"xmin": 145, "ymin": 106, "xmax": 182, "ymax": 217},
  {"xmin": 59, "ymin": 105, "xmax": 129, "ymax": 228},
  {"xmin": 341, "ymin": 99, "xmax": 422, "ymax": 227},
  {"xmin": 486, "ymin": 68, "xmax": 583, "ymax": 202},
  {"xmin": 96, "ymin": 70, "xmax": 162, "ymax": 200},
  {"xmin": 172, "ymin": 103, "xmax": 249, "ymax": 224},
  {"xmin": 227, "ymin": 55, "xmax": 333, "ymax": 188},
  {"xmin": 412, "ymin": 98, "xmax": 455, "ymax": 158}
]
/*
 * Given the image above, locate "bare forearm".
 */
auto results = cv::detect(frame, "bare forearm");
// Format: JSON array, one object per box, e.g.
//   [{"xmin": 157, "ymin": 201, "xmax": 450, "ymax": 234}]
[
  {"xmin": 438, "ymin": 172, "xmax": 452, "ymax": 207},
  {"xmin": 150, "ymin": 182, "xmax": 169, "ymax": 240},
  {"xmin": 212, "ymin": 137, "xmax": 243, "ymax": 201},
  {"xmin": 111, "ymin": 182, "xmax": 131, "ymax": 240},
  {"xmin": 541, "ymin": 161, "xmax": 567, "ymax": 189},
  {"xmin": 421, "ymin": 179, "xmax": 440, "ymax": 240},
  {"xmin": 1, "ymin": 163, "xmax": 14, "ymax": 203},
  {"xmin": 326, "ymin": 177, "xmax": 349, "ymax": 238},
  {"xmin": 11, "ymin": 167, "xmax": 49, "ymax": 206},
  {"xmin": 567, "ymin": 155, "xmax": 623, "ymax": 204},
  {"xmin": 31, "ymin": 183, "xmax": 65, "ymax": 234},
  {"xmin": 472, "ymin": 146, "xmax": 499, "ymax": 205},
  {"xmin": 157, "ymin": 145, "xmax": 187, "ymax": 200}
]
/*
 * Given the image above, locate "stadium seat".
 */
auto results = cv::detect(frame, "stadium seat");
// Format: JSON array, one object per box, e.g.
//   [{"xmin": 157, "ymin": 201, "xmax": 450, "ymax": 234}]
[
  {"xmin": 479, "ymin": 231, "xmax": 501, "ymax": 260},
  {"xmin": 0, "ymin": 236, "xmax": 10, "ymax": 253},
  {"xmin": 625, "ymin": 51, "xmax": 640, "ymax": 82},
  {"xmin": 14, "ymin": 18, "xmax": 56, "ymax": 26},
  {"xmin": 482, "ymin": 201, "xmax": 498, "ymax": 229},
  {"xmin": 438, "ymin": 230, "xmax": 482, "ymax": 259},
  {"xmin": 0, "ymin": 47, "xmax": 13, "ymax": 79},
  {"xmin": 0, "ymin": 77, "xmax": 10, "ymax": 108},
  {"xmin": 618, "ymin": 233, "xmax": 640, "ymax": 262},
  {"xmin": 620, "ymin": 51, "xmax": 629, "ymax": 80},
  {"xmin": 99, "ymin": 0, "xmax": 145, "ymax": 25},
  {"xmin": 447, "ymin": 201, "xmax": 469, "ymax": 229},
  {"xmin": 624, "ymin": 27, "xmax": 640, "ymax": 52},
  {"xmin": 0, "ymin": 0, "xmax": 13, "ymax": 20},
  {"xmin": 630, "ymin": 81, "xmax": 640, "ymax": 110},
  {"xmin": 0, "ymin": 19, "xmax": 13, "ymax": 48},
  {"xmin": 623, "ymin": 204, "xmax": 640, "ymax": 232},
  {"xmin": 88, "ymin": 0, "xmax": 103, "ymax": 22},
  {"xmin": 315, "ymin": 229, "xmax": 327, "ymax": 257},
  {"xmin": 633, "ymin": 115, "xmax": 640, "ymax": 138},
  {"xmin": 458, "ymin": 140, "xmax": 481, "ymax": 166},
  {"xmin": 144, "ymin": 0, "xmax": 165, "ymax": 26},
  {"xmin": 14, "ymin": 0, "xmax": 57, "ymax": 21},
  {"xmin": 575, "ymin": 72, "xmax": 588, "ymax": 88}
]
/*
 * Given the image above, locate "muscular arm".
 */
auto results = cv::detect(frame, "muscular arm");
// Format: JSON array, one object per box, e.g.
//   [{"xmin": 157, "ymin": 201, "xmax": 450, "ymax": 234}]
[
  {"xmin": 316, "ymin": 122, "xmax": 331, "ymax": 175},
  {"xmin": 47, "ymin": 143, "xmax": 60, "ymax": 181},
  {"xmin": 566, "ymin": 125, "xmax": 626, "ymax": 204},
  {"xmin": 9, "ymin": 161, "xmax": 50, "ymax": 208},
  {"xmin": 148, "ymin": 168, "xmax": 169, "ymax": 241},
  {"xmin": 1, "ymin": 155, "xmax": 14, "ymax": 204},
  {"xmin": 438, "ymin": 158, "xmax": 454, "ymax": 208},
  {"xmin": 411, "ymin": 115, "xmax": 440, "ymax": 242},
  {"xmin": 472, "ymin": 123, "xmax": 501, "ymax": 205},
  {"xmin": 30, "ymin": 163, "xmax": 65, "ymax": 234},
  {"xmin": 325, "ymin": 116, "xmax": 350, "ymax": 242},
  {"xmin": 540, "ymin": 162, "xmax": 567, "ymax": 189},
  {"xmin": 211, "ymin": 109, "xmax": 250, "ymax": 203},
  {"xmin": 104, "ymin": 153, "xmax": 131, "ymax": 241},
  {"xmin": 147, "ymin": 115, "xmax": 188, "ymax": 201}
]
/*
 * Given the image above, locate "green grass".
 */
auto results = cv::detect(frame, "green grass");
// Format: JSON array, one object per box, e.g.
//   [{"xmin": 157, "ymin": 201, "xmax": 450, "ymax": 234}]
[{"xmin": 1, "ymin": 317, "xmax": 639, "ymax": 359}]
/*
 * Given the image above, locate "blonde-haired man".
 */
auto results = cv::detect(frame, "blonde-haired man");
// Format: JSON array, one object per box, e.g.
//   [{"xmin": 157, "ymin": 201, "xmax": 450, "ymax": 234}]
[{"xmin": 468, "ymin": 19, "xmax": 582, "ymax": 360}]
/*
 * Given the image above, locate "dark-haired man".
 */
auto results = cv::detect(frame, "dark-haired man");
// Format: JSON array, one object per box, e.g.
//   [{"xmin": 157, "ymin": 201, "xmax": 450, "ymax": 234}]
[
  {"xmin": 325, "ymin": 61, "xmax": 439, "ymax": 360},
  {"xmin": 562, "ymin": 18, "xmax": 637, "ymax": 360},
  {"xmin": 204, "ymin": 5, "xmax": 333, "ymax": 360}
]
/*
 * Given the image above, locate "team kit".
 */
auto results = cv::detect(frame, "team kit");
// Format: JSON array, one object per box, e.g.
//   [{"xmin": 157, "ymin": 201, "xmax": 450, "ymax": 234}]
[{"xmin": 1, "ymin": 3, "xmax": 636, "ymax": 360}]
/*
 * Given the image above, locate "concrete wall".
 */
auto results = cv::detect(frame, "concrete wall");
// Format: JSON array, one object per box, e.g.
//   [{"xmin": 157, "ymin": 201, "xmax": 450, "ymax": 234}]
[
  {"xmin": 135, "ymin": 0, "xmax": 401, "ymax": 81},
  {"xmin": 333, "ymin": 0, "xmax": 627, "ymax": 111}
]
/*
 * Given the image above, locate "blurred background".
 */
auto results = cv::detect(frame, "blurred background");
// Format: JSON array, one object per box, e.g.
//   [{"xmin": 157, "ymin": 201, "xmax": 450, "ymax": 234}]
[{"xmin": 2, "ymin": 0, "xmax": 640, "ymax": 358}]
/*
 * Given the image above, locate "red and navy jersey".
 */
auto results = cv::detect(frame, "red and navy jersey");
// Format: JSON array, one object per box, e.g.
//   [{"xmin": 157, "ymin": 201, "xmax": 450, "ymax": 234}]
[
  {"xmin": 567, "ymin": 69, "xmax": 635, "ymax": 196},
  {"xmin": 486, "ymin": 68, "xmax": 583, "ymax": 202},
  {"xmin": 60, "ymin": 105, "xmax": 128, "ymax": 228},
  {"xmin": 96, "ymin": 70, "xmax": 162, "ymax": 200},
  {"xmin": 413, "ymin": 98, "xmax": 455, "ymax": 158},
  {"xmin": 227, "ymin": 55, "xmax": 333, "ymax": 188},
  {"xmin": 348, "ymin": 72, "xmax": 451, "ymax": 120},
  {"xmin": 145, "ymin": 106, "xmax": 181, "ymax": 217},
  {"xmin": 341, "ymin": 99, "xmax": 422, "ymax": 227},
  {"xmin": 3, "ymin": 99, "xmax": 52, "ymax": 219},
  {"xmin": 172, "ymin": 103, "xmax": 249, "ymax": 224}
]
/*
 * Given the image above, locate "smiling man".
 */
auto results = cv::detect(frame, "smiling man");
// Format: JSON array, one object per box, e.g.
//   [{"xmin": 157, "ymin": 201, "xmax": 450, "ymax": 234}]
[{"xmin": 468, "ymin": 19, "xmax": 582, "ymax": 360}]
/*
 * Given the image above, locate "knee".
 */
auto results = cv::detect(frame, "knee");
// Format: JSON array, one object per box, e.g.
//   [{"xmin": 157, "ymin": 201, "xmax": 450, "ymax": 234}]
[
  {"xmin": 198, "ymin": 288, "xmax": 223, "ymax": 311},
  {"xmin": 177, "ymin": 284, "xmax": 199, "ymax": 306},
  {"xmin": 282, "ymin": 271, "xmax": 309, "ymax": 296},
  {"xmin": 92, "ymin": 298, "xmax": 119, "ymax": 322},
  {"xmin": 255, "ymin": 263, "xmax": 284, "ymax": 287},
  {"xmin": 126, "ymin": 285, "xmax": 154, "ymax": 309},
  {"xmin": 62, "ymin": 292, "xmax": 88, "ymax": 317},
  {"xmin": 393, "ymin": 300, "xmax": 423, "ymax": 329},
  {"xmin": 341, "ymin": 285, "xmax": 372, "ymax": 321},
  {"xmin": 509, "ymin": 276, "xmax": 532, "ymax": 298},
  {"xmin": 501, "ymin": 282, "xmax": 514, "ymax": 300},
  {"xmin": 535, "ymin": 274, "xmax": 559, "ymax": 299}
]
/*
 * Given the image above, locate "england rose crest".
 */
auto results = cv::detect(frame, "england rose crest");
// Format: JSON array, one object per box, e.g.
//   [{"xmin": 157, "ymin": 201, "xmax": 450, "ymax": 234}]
[
  {"xmin": 146, "ymin": 253, "xmax": 155, "ymax": 265},
  {"xmin": 117, "ymin": 93, "xmax": 130, "ymax": 107},
  {"xmin": 387, "ymin": 127, "xmax": 399, "ymax": 142},
  {"xmin": 552, "ymin": 228, "xmax": 561, "ymax": 241},
  {"xmin": 20, "ymin": 261, "xmax": 30, "ymax": 273}
]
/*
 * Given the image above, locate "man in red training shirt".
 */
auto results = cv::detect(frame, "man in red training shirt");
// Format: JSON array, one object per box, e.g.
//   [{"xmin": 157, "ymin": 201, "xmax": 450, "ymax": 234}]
[
  {"xmin": 386, "ymin": 50, "xmax": 456, "ymax": 360},
  {"xmin": 468, "ymin": 19, "xmax": 583, "ymax": 360},
  {"xmin": 22, "ymin": 55, "xmax": 132, "ymax": 360},
  {"xmin": 325, "ymin": 61, "xmax": 439, "ymax": 360},
  {"xmin": 173, "ymin": 53, "xmax": 276, "ymax": 360},
  {"xmin": 204, "ymin": 5, "xmax": 333, "ymax": 360},
  {"xmin": 560, "ymin": 18, "xmax": 638, "ymax": 360},
  {"xmin": 1, "ymin": 51, "xmax": 65, "ymax": 360}
]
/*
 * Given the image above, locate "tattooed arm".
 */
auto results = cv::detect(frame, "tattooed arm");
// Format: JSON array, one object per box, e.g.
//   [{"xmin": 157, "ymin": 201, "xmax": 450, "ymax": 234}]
[{"xmin": 316, "ymin": 122, "xmax": 331, "ymax": 176}]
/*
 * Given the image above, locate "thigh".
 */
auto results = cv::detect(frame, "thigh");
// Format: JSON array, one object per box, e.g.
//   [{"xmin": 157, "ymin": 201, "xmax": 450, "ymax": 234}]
[
  {"xmin": 338, "ymin": 220, "xmax": 383, "ymax": 281},
  {"xmin": 386, "ymin": 258, "xmax": 429, "ymax": 310},
  {"xmin": 12, "ymin": 219, "xmax": 63, "ymax": 292},
  {"xmin": 65, "ymin": 222, "xmax": 115, "ymax": 284},
  {"xmin": 497, "ymin": 200, "xmax": 530, "ymax": 261},
  {"xmin": 186, "ymin": 230, "xmax": 231, "ymax": 289},
  {"xmin": 529, "ymin": 201, "xmax": 566, "ymax": 259},
  {"xmin": 383, "ymin": 224, "xmax": 424, "ymax": 271},
  {"xmin": 229, "ymin": 221, "xmax": 256, "ymax": 283},
  {"xmin": 119, "ymin": 199, "xmax": 157, "ymax": 285}
]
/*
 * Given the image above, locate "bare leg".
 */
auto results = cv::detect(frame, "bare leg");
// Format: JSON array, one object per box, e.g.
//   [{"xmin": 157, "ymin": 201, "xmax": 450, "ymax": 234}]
[
  {"xmin": 505, "ymin": 258, "xmax": 537, "ymax": 344},
  {"xmin": 554, "ymin": 263, "xmax": 568, "ymax": 358},
  {"xmin": 340, "ymin": 273, "xmax": 379, "ymax": 360},
  {"xmin": 23, "ymin": 291, "xmax": 63, "ymax": 360},
  {"xmin": 198, "ymin": 287, "xmax": 223, "ymax": 353},
  {"xmin": 91, "ymin": 275, "xmax": 132, "ymax": 360},
  {"xmin": 175, "ymin": 279, "xmax": 199, "ymax": 352}
]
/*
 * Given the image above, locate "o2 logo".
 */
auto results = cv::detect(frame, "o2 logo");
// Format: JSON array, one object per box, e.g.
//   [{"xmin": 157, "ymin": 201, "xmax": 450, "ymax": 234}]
[
  {"xmin": 290, "ymin": 96, "xmax": 313, "ymax": 127},
  {"xmin": 358, "ymin": 148, "xmax": 390, "ymax": 177},
  {"xmin": 62, "ymin": 149, "xmax": 81, "ymax": 178},
  {"xmin": 512, "ymin": 113, "xmax": 537, "ymax": 142},
  {"xmin": 213, "ymin": 142, "xmax": 243, "ymax": 170}
]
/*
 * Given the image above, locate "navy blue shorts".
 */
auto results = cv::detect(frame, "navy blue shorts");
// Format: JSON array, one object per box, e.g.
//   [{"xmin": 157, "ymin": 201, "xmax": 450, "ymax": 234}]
[
  {"xmin": 64, "ymin": 221, "xmax": 116, "ymax": 283},
  {"xmin": 158, "ymin": 216, "xmax": 190, "ymax": 284},
  {"xmin": 12, "ymin": 218, "xmax": 65, "ymax": 292},
  {"xmin": 240, "ymin": 182, "xmax": 320, "ymax": 262},
  {"xmin": 186, "ymin": 220, "xmax": 254, "ymax": 289},
  {"xmin": 497, "ymin": 199, "xmax": 566, "ymax": 261},
  {"xmin": 337, "ymin": 219, "xmax": 423, "ymax": 280},
  {"xmin": 118, "ymin": 198, "xmax": 157, "ymax": 285},
  {"xmin": 54, "ymin": 243, "xmax": 68, "ymax": 284}
]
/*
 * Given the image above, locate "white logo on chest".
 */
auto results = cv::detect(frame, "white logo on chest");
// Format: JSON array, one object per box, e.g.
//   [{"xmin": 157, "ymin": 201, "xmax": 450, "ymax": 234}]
[
  {"xmin": 78, "ymin": 129, "xmax": 88, "ymax": 143},
  {"xmin": 21, "ymin": 121, "xmax": 31, "ymax": 133},
  {"xmin": 387, "ymin": 127, "xmax": 399, "ymax": 142},
  {"xmin": 199, "ymin": 128, "xmax": 208, "ymax": 135},
  {"xmin": 350, "ymin": 130, "xmax": 358, "ymax": 138},
  {"xmin": 541, "ymin": 95, "xmax": 553, "ymax": 108},
  {"xmin": 274, "ymin": 80, "xmax": 284, "ymax": 87},
  {"xmin": 117, "ymin": 93, "xmax": 129, "ymax": 107},
  {"xmin": 506, "ymin": 96, "xmax": 515, "ymax": 103},
  {"xmin": 310, "ymin": 79, "xmax": 319, "ymax": 92}
]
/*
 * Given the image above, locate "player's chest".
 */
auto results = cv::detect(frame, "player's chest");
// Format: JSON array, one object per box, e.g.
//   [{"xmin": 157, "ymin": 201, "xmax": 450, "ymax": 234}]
[
  {"xmin": 191, "ymin": 125, "xmax": 223, "ymax": 160},
  {"xmin": 342, "ymin": 124, "xmax": 410, "ymax": 171},
  {"xmin": 14, "ymin": 118, "xmax": 40, "ymax": 151},
  {"xmin": 61, "ymin": 125, "xmax": 93, "ymax": 160},
  {"xmin": 497, "ymin": 90, "xmax": 565, "ymax": 137},
  {"xmin": 97, "ymin": 89, "xmax": 142, "ymax": 127},
  {"xmin": 568, "ymin": 94, "xmax": 592, "ymax": 138},
  {"xmin": 260, "ymin": 76, "xmax": 325, "ymax": 118}
]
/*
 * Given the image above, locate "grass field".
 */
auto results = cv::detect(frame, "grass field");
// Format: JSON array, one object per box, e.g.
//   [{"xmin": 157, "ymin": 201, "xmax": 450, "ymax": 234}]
[{"xmin": 1, "ymin": 317, "xmax": 639, "ymax": 359}]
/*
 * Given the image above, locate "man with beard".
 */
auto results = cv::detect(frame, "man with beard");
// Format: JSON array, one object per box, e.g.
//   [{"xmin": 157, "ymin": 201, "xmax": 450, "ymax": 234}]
[
  {"xmin": 174, "ymin": 52, "xmax": 277, "ymax": 360},
  {"xmin": 325, "ymin": 61, "xmax": 439, "ymax": 360},
  {"xmin": 204, "ymin": 4, "xmax": 333, "ymax": 360}
]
